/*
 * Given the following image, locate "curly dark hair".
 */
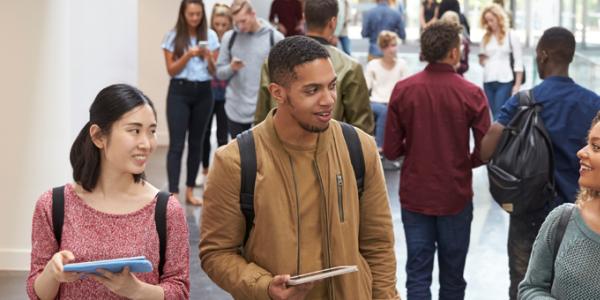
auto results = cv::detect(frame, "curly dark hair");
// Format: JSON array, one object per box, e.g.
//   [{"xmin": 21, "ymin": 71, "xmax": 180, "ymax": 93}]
[
  {"xmin": 268, "ymin": 36, "xmax": 330, "ymax": 87},
  {"xmin": 420, "ymin": 21, "xmax": 462, "ymax": 63}
]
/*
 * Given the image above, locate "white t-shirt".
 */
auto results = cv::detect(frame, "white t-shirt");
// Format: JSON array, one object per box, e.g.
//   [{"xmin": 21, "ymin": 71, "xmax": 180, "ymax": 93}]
[
  {"xmin": 364, "ymin": 58, "xmax": 408, "ymax": 103},
  {"xmin": 481, "ymin": 30, "xmax": 523, "ymax": 83}
]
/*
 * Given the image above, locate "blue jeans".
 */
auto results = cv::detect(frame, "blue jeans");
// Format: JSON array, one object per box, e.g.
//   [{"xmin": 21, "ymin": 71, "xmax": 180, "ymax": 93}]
[
  {"xmin": 483, "ymin": 81, "xmax": 513, "ymax": 120},
  {"xmin": 401, "ymin": 202, "xmax": 473, "ymax": 300},
  {"xmin": 338, "ymin": 35, "xmax": 351, "ymax": 55},
  {"xmin": 371, "ymin": 102, "xmax": 388, "ymax": 148}
]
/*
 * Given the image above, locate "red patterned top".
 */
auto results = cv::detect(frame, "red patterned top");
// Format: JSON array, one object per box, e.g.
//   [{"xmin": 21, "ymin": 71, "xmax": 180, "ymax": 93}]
[{"xmin": 26, "ymin": 184, "xmax": 190, "ymax": 299}]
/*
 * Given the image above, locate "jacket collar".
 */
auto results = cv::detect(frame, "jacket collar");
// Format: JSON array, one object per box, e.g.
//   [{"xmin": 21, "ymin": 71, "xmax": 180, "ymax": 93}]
[
  {"xmin": 306, "ymin": 35, "xmax": 331, "ymax": 46},
  {"xmin": 425, "ymin": 63, "xmax": 457, "ymax": 73},
  {"xmin": 261, "ymin": 108, "xmax": 334, "ymax": 156}
]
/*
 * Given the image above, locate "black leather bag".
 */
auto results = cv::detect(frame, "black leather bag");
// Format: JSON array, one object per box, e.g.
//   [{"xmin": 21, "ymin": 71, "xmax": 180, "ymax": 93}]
[{"xmin": 487, "ymin": 90, "xmax": 555, "ymax": 215}]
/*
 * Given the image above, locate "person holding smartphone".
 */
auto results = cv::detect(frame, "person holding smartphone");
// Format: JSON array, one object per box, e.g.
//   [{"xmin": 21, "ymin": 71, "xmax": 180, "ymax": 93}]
[
  {"xmin": 162, "ymin": 0, "xmax": 220, "ymax": 206},
  {"xmin": 26, "ymin": 84, "xmax": 190, "ymax": 299},
  {"xmin": 215, "ymin": 0, "xmax": 284, "ymax": 138},
  {"xmin": 479, "ymin": 3, "xmax": 523, "ymax": 120}
]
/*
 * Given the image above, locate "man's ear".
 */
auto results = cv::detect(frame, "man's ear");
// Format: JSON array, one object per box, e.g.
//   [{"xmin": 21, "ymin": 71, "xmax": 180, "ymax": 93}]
[
  {"xmin": 328, "ymin": 16, "xmax": 338, "ymax": 31},
  {"xmin": 268, "ymin": 82, "xmax": 287, "ymax": 105},
  {"xmin": 89, "ymin": 124, "xmax": 105, "ymax": 149},
  {"xmin": 539, "ymin": 50, "xmax": 549, "ymax": 63}
]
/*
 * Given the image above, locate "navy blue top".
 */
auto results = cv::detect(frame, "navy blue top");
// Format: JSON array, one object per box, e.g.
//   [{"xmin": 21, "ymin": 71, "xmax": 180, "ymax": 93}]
[
  {"xmin": 497, "ymin": 76, "xmax": 600, "ymax": 204},
  {"xmin": 361, "ymin": 3, "xmax": 405, "ymax": 57}
]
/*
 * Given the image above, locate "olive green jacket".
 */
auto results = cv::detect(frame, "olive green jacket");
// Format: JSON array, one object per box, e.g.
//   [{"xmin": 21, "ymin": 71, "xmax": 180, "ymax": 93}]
[{"xmin": 254, "ymin": 38, "xmax": 374, "ymax": 134}]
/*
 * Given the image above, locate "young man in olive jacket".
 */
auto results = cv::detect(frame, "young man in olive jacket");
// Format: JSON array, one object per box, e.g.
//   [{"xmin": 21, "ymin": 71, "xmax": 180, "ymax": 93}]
[
  {"xmin": 200, "ymin": 36, "xmax": 399, "ymax": 300},
  {"xmin": 254, "ymin": 0, "xmax": 374, "ymax": 134}
]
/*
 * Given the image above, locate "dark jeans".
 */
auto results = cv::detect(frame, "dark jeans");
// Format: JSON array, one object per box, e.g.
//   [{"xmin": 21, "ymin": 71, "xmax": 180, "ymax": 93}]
[
  {"xmin": 508, "ymin": 212, "xmax": 546, "ymax": 300},
  {"xmin": 401, "ymin": 202, "xmax": 473, "ymax": 300},
  {"xmin": 166, "ymin": 79, "xmax": 214, "ymax": 193},
  {"xmin": 483, "ymin": 81, "xmax": 513, "ymax": 121},
  {"xmin": 202, "ymin": 100, "xmax": 228, "ymax": 169},
  {"xmin": 227, "ymin": 118, "xmax": 251, "ymax": 139}
]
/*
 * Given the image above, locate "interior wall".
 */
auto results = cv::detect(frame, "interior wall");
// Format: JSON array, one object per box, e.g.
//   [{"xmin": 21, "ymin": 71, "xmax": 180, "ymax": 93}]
[{"xmin": 0, "ymin": 0, "xmax": 138, "ymax": 271}]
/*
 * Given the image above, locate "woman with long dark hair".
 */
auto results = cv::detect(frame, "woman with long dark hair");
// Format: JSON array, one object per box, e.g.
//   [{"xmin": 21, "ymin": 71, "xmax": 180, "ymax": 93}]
[
  {"xmin": 27, "ymin": 84, "xmax": 189, "ymax": 299},
  {"xmin": 162, "ymin": 0, "xmax": 219, "ymax": 205}
]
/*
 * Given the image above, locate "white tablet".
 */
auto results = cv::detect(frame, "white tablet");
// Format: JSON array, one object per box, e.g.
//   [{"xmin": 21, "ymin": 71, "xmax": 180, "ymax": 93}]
[{"xmin": 287, "ymin": 265, "xmax": 358, "ymax": 286}]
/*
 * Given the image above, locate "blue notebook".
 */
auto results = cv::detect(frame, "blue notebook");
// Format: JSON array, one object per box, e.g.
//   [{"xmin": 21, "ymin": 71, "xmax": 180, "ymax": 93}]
[{"xmin": 63, "ymin": 256, "xmax": 153, "ymax": 274}]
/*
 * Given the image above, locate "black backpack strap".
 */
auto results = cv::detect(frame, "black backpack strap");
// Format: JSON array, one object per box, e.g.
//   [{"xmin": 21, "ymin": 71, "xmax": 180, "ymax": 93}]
[
  {"xmin": 236, "ymin": 129, "xmax": 257, "ymax": 246},
  {"xmin": 550, "ymin": 204, "xmax": 574, "ymax": 284},
  {"xmin": 155, "ymin": 191, "xmax": 170, "ymax": 277},
  {"xmin": 227, "ymin": 31, "xmax": 238, "ymax": 61},
  {"xmin": 52, "ymin": 186, "xmax": 65, "ymax": 246},
  {"xmin": 269, "ymin": 29, "xmax": 274, "ymax": 47},
  {"xmin": 517, "ymin": 90, "xmax": 533, "ymax": 106},
  {"xmin": 340, "ymin": 123, "xmax": 365, "ymax": 199}
]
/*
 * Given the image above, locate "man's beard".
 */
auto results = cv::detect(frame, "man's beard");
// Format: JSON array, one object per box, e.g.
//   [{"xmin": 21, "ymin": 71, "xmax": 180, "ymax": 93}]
[{"xmin": 286, "ymin": 96, "xmax": 329, "ymax": 133}]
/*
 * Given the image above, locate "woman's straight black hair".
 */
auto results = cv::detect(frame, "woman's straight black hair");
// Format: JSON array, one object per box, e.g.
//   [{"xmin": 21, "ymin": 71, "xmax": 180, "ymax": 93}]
[{"xmin": 70, "ymin": 84, "xmax": 156, "ymax": 192}]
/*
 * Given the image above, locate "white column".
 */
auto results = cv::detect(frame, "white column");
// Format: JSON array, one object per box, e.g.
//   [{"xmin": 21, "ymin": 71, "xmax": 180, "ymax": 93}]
[{"xmin": 0, "ymin": 0, "xmax": 138, "ymax": 271}]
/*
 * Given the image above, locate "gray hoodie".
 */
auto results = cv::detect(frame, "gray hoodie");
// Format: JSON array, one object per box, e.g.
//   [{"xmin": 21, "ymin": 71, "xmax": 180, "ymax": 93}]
[{"xmin": 216, "ymin": 18, "xmax": 284, "ymax": 124}]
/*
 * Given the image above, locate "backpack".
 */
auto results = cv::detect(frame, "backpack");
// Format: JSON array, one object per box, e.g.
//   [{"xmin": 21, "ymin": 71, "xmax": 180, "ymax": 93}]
[
  {"xmin": 51, "ymin": 186, "xmax": 171, "ymax": 276},
  {"xmin": 236, "ymin": 122, "xmax": 365, "ymax": 246},
  {"xmin": 487, "ymin": 90, "xmax": 556, "ymax": 216},
  {"xmin": 227, "ymin": 29, "xmax": 275, "ymax": 61},
  {"xmin": 550, "ymin": 204, "xmax": 574, "ymax": 285}
]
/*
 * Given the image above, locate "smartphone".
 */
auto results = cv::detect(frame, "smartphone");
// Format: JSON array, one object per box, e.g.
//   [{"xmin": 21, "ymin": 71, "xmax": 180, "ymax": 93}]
[
  {"xmin": 287, "ymin": 265, "xmax": 358, "ymax": 286},
  {"xmin": 197, "ymin": 41, "xmax": 209, "ymax": 48}
]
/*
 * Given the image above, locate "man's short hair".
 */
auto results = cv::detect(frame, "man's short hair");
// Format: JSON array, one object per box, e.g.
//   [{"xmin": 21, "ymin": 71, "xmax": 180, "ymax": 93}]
[
  {"xmin": 538, "ymin": 27, "xmax": 576, "ymax": 64},
  {"xmin": 420, "ymin": 21, "xmax": 462, "ymax": 63},
  {"xmin": 268, "ymin": 36, "xmax": 331, "ymax": 87},
  {"xmin": 304, "ymin": 0, "xmax": 338, "ymax": 31},
  {"xmin": 231, "ymin": 0, "xmax": 253, "ymax": 15}
]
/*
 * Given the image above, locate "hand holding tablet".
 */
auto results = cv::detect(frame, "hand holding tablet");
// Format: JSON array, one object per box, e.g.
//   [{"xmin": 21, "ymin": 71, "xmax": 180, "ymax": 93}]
[
  {"xmin": 63, "ymin": 256, "xmax": 153, "ymax": 275},
  {"xmin": 287, "ymin": 265, "xmax": 358, "ymax": 286}
]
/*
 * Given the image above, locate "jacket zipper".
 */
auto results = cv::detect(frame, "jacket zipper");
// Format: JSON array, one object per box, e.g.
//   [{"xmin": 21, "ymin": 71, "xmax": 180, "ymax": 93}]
[
  {"xmin": 313, "ymin": 160, "xmax": 335, "ymax": 299},
  {"xmin": 289, "ymin": 156, "xmax": 301, "ymax": 275},
  {"xmin": 336, "ymin": 174, "xmax": 345, "ymax": 223}
]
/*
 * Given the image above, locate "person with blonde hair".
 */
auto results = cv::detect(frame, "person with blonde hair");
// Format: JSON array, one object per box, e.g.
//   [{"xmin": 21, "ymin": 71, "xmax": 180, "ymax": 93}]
[
  {"xmin": 478, "ymin": 3, "xmax": 523, "ymax": 120},
  {"xmin": 198, "ymin": 2, "xmax": 233, "ymax": 186},
  {"xmin": 440, "ymin": 11, "xmax": 470, "ymax": 75},
  {"xmin": 364, "ymin": 30, "xmax": 407, "ymax": 152},
  {"xmin": 519, "ymin": 111, "xmax": 600, "ymax": 299}
]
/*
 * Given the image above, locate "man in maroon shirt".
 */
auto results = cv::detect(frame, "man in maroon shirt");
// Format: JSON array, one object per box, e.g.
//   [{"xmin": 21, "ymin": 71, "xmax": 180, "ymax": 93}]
[
  {"xmin": 383, "ymin": 22, "xmax": 490, "ymax": 299},
  {"xmin": 269, "ymin": 0, "xmax": 304, "ymax": 36}
]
